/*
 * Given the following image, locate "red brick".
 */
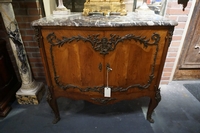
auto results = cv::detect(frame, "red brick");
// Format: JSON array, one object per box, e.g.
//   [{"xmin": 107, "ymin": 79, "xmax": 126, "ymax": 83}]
[
  {"xmin": 26, "ymin": 52, "xmax": 33, "ymax": 58},
  {"xmin": 160, "ymin": 81, "xmax": 169, "ymax": 85},
  {"xmin": 172, "ymin": 35, "xmax": 182, "ymax": 41},
  {"xmin": 165, "ymin": 58, "xmax": 176, "ymax": 62},
  {"xmin": 28, "ymin": 42, "xmax": 38, "ymax": 47},
  {"xmin": 167, "ymin": 1, "xmax": 182, "ymax": 8},
  {"xmin": 18, "ymin": 1, "xmax": 27, "ymax": 8},
  {"xmin": 170, "ymin": 41, "xmax": 181, "ymax": 47},
  {"xmin": 186, "ymin": 1, "xmax": 192, "ymax": 9},
  {"xmin": 28, "ymin": 57, "xmax": 42, "ymax": 62},
  {"xmin": 165, "ymin": 62, "xmax": 175, "ymax": 67},
  {"xmin": 19, "ymin": 30, "xmax": 26, "ymax": 36},
  {"xmin": 34, "ymin": 77, "xmax": 46, "ymax": 83},
  {"xmin": 15, "ymin": 16, "xmax": 24, "ymax": 23},
  {"xmin": 37, "ymin": 72, "xmax": 45, "ymax": 76},
  {"xmin": 174, "ymin": 29, "xmax": 184, "ymax": 35},
  {"xmin": 28, "ymin": 9, "xmax": 41, "ymax": 15},
  {"xmin": 162, "ymin": 72, "xmax": 171, "ymax": 77},
  {"xmin": 12, "ymin": 2, "xmax": 20, "ymax": 9},
  {"xmin": 161, "ymin": 76, "xmax": 170, "ymax": 80},
  {"xmin": 18, "ymin": 22, "xmax": 32, "ymax": 29},
  {"xmin": 26, "ymin": 30, "xmax": 35, "ymax": 35},
  {"xmin": 25, "ymin": 47, "xmax": 39, "ymax": 52},
  {"xmin": 23, "ymin": 41, "xmax": 30, "ymax": 47},
  {"xmin": 34, "ymin": 63, "xmax": 43, "ymax": 67},
  {"xmin": 168, "ymin": 47, "xmax": 179, "ymax": 52},
  {"xmin": 163, "ymin": 67, "xmax": 173, "ymax": 72},
  {"xmin": 178, "ymin": 16, "xmax": 188, "ymax": 22},
  {"xmin": 167, "ymin": 52, "xmax": 177, "ymax": 57},
  {"xmin": 32, "ymin": 53, "xmax": 41, "ymax": 57},
  {"xmin": 168, "ymin": 16, "xmax": 178, "ymax": 21},
  {"xmin": 176, "ymin": 22, "xmax": 186, "ymax": 29},
  {"xmin": 31, "ymin": 67, "xmax": 45, "ymax": 74},
  {"xmin": 27, "ymin": 1, "xmax": 40, "ymax": 8},
  {"xmin": 21, "ymin": 35, "xmax": 34, "ymax": 42},
  {"xmin": 166, "ymin": 8, "xmax": 190, "ymax": 15},
  {"xmin": 14, "ymin": 8, "xmax": 28, "ymax": 16},
  {"xmin": 26, "ymin": 16, "xmax": 42, "ymax": 22}
]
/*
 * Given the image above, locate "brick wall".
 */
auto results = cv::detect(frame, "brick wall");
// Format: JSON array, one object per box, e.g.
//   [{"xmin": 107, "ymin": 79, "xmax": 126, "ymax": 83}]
[{"xmin": 161, "ymin": 0, "xmax": 193, "ymax": 84}]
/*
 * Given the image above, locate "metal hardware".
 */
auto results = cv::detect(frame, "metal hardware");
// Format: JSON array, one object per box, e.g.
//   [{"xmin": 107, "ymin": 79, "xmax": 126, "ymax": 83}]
[
  {"xmin": 99, "ymin": 62, "xmax": 102, "ymax": 72},
  {"xmin": 106, "ymin": 63, "xmax": 112, "ymax": 88},
  {"xmin": 195, "ymin": 44, "xmax": 200, "ymax": 54},
  {"xmin": 106, "ymin": 63, "xmax": 111, "ymax": 71},
  {"xmin": 106, "ymin": 63, "xmax": 112, "ymax": 72}
]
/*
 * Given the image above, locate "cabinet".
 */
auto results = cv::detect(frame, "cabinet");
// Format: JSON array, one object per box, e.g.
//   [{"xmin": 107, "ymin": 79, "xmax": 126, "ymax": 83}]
[
  {"xmin": 0, "ymin": 39, "xmax": 21, "ymax": 117},
  {"xmin": 33, "ymin": 13, "xmax": 177, "ymax": 124}
]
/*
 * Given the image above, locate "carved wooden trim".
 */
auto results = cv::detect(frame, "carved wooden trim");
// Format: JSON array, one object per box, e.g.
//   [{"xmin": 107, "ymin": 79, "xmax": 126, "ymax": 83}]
[
  {"xmin": 33, "ymin": 27, "xmax": 42, "ymax": 48},
  {"xmin": 155, "ymin": 86, "xmax": 161, "ymax": 103},
  {"xmin": 91, "ymin": 98, "xmax": 116, "ymax": 104},
  {"xmin": 46, "ymin": 32, "xmax": 161, "ymax": 93},
  {"xmin": 166, "ymin": 27, "xmax": 175, "ymax": 47}
]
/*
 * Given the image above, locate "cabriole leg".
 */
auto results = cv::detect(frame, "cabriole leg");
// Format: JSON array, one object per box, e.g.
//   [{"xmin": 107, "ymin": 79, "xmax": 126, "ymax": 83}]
[
  {"xmin": 147, "ymin": 88, "xmax": 161, "ymax": 123},
  {"xmin": 46, "ymin": 89, "xmax": 60, "ymax": 124}
]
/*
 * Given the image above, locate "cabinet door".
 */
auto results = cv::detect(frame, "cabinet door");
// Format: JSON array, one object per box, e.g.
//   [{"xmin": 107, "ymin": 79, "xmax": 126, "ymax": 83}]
[
  {"xmin": 104, "ymin": 29, "xmax": 165, "ymax": 91},
  {"xmin": 42, "ymin": 28, "xmax": 105, "ymax": 91}
]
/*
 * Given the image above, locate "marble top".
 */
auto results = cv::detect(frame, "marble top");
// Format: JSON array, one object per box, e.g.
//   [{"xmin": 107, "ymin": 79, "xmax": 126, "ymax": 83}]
[{"xmin": 31, "ymin": 12, "xmax": 178, "ymax": 27}]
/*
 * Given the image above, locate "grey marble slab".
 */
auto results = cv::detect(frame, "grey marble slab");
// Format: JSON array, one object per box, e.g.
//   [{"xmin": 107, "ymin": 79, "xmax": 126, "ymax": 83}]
[{"xmin": 31, "ymin": 12, "xmax": 178, "ymax": 27}]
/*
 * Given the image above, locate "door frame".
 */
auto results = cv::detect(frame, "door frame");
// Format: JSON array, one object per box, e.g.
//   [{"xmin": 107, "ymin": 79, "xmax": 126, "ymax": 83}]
[{"xmin": 170, "ymin": 0, "xmax": 197, "ymax": 81}]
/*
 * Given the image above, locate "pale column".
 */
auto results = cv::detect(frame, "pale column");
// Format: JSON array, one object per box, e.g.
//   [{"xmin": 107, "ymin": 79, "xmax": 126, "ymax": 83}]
[
  {"xmin": 0, "ymin": 0, "xmax": 45, "ymax": 105},
  {"xmin": 57, "ymin": 0, "xmax": 66, "ymax": 9},
  {"xmin": 53, "ymin": 0, "xmax": 70, "ymax": 15}
]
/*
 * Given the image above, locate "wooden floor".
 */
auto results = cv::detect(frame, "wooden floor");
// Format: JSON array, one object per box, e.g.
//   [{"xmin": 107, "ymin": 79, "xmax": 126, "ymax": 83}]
[{"xmin": 0, "ymin": 80, "xmax": 200, "ymax": 133}]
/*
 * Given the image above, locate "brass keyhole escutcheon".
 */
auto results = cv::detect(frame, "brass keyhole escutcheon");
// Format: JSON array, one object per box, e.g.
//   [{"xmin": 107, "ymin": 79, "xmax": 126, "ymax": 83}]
[
  {"xmin": 99, "ymin": 62, "xmax": 102, "ymax": 72},
  {"xmin": 106, "ymin": 63, "xmax": 112, "ymax": 72}
]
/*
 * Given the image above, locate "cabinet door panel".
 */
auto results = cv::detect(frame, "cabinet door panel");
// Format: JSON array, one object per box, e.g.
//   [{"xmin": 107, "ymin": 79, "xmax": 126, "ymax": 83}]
[
  {"xmin": 104, "ymin": 29, "xmax": 167, "ymax": 90},
  {"xmin": 42, "ymin": 29, "xmax": 105, "ymax": 90},
  {"xmin": 105, "ymin": 41, "xmax": 154, "ymax": 85}
]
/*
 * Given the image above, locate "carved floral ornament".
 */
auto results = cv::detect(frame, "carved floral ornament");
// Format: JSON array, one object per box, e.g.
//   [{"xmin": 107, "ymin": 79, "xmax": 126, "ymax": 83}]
[{"xmin": 46, "ymin": 32, "xmax": 161, "ymax": 93}]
